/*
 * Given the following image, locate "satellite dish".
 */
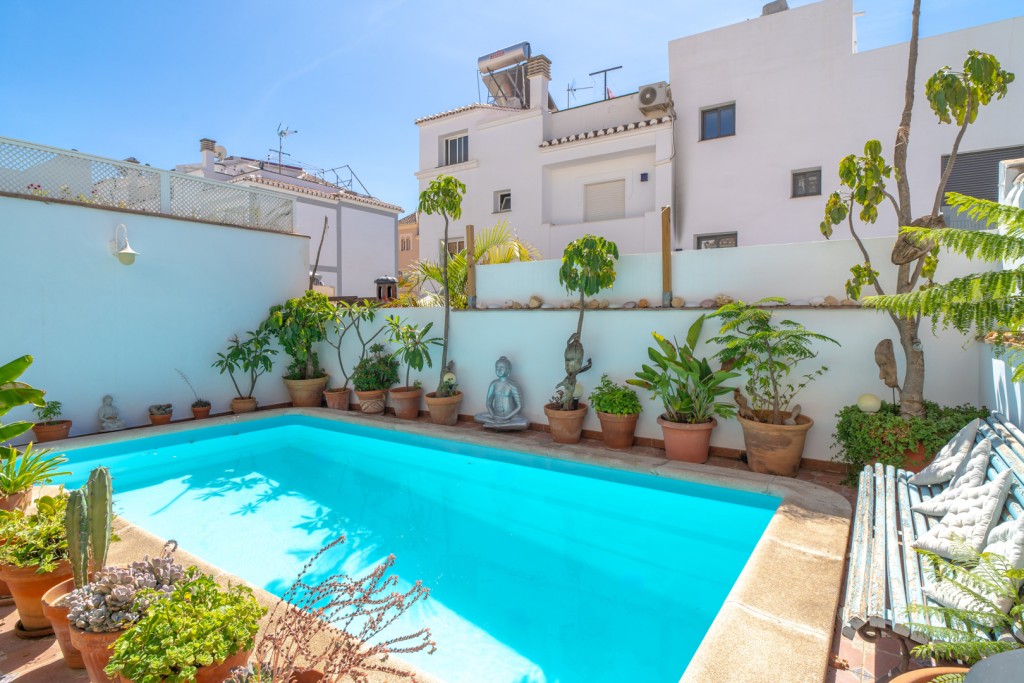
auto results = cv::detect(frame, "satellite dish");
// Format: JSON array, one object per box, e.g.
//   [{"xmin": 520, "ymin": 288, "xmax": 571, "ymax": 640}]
[{"xmin": 214, "ymin": 145, "xmax": 227, "ymax": 160}]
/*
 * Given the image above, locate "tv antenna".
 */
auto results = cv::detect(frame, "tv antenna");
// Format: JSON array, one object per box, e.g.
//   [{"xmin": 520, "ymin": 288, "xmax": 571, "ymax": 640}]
[
  {"xmin": 566, "ymin": 79, "xmax": 593, "ymax": 109},
  {"xmin": 274, "ymin": 124, "xmax": 298, "ymax": 171},
  {"xmin": 589, "ymin": 66, "xmax": 622, "ymax": 101}
]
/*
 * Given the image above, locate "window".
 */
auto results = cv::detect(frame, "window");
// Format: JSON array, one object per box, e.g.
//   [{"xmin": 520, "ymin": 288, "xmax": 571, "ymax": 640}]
[
  {"xmin": 443, "ymin": 134, "xmax": 469, "ymax": 166},
  {"xmin": 701, "ymin": 104, "xmax": 735, "ymax": 141},
  {"xmin": 695, "ymin": 232, "xmax": 738, "ymax": 249},
  {"xmin": 400, "ymin": 237, "xmax": 411, "ymax": 251},
  {"xmin": 584, "ymin": 179, "xmax": 625, "ymax": 222},
  {"xmin": 494, "ymin": 190, "xmax": 512, "ymax": 213},
  {"xmin": 792, "ymin": 169, "xmax": 821, "ymax": 198},
  {"xmin": 940, "ymin": 144, "xmax": 1024, "ymax": 229},
  {"xmin": 446, "ymin": 238, "xmax": 465, "ymax": 256}
]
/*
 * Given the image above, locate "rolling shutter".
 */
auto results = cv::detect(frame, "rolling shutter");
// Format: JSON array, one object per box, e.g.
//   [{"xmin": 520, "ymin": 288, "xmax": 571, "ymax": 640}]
[
  {"xmin": 941, "ymin": 145, "xmax": 1023, "ymax": 202},
  {"xmin": 584, "ymin": 179, "xmax": 625, "ymax": 221}
]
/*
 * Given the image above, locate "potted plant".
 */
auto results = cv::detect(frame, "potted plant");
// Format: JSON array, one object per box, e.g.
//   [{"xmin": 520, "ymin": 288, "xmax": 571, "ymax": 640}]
[
  {"xmin": 177, "ymin": 369, "xmax": 212, "ymax": 420},
  {"xmin": 212, "ymin": 330, "xmax": 277, "ymax": 414},
  {"xmin": 629, "ymin": 317, "xmax": 739, "ymax": 463},
  {"xmin": 105, "ymin": 571, "xmax": 265, "ymax": 683},
  {"xmin": 588, "ymin": 375, "xmax": 642, "ymax": 449},
  {"xmin": 0, "ymin": 494, "xmax": 72, "ymax": 636},
  {"xmin": 0, "ymin": 444, "xmax": 69, "ymax": 512},
  {"xmin": 709, "ymin": 298, "xmax": 840, "ymax": 476},
  {"xmin": 418, "ymin": 175, "xmax": 467, "ymax": 425},
  {"xmin": 260, "ymin": 290, "xmax": 337, "ymax": 407},
  {"xmin": 386, "ymin": 315, "xmax": 442, "ymax": 420},
  {"xmin": 545, "ymin": 234, "xmax": 619, "ymax": 444},
  {"xmin": 148, "ymin": 403, "xmax": 173, "ymax": 425},
  {"xmin": 325, "ymin": 300, "xmax": 386, "ymax": 411},
  {"xmin": 351, "ymin": 343, "xmax": 399, "ymax": 415},
  {"xmin": 32, "ymin": 400, "xmax": 72, "ymax": 442}
]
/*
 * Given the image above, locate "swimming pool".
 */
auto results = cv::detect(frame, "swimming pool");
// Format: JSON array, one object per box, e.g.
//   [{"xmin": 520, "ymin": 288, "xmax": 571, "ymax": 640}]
[{"xmin": 58, "ymin": 414, "xmax": 779, "ymax": 683}]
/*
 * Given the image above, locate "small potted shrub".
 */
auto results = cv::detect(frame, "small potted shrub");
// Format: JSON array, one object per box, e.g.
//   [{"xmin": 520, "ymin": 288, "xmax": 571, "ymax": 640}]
[
  {"xmin": 148, "ymin": 403, "xmax": 173, "ymax": 425},
  {"xmin": 212, "ymin": 330, "xmax": 277, "ymax": 414},
  {"xmin": 32, "ymin": 400, "xmax": 72, "ymax": 442},
  {"xmin": 630, "ymin": 317, "xmax": 738, "ymax": 462},
  {"xmin": 177, "ymin": 370, "xmax": 212, "ymax": 420},
  {"xmin": 545, "ymin": 234, "xmax": 619, "ymax": 444},
  {"xmin": 105, "ymin": 572, "xmax": 265, "ymax": 683},
  {"xmin": 589, "ymin": 375, "xmax": 642, "ymax": 449},
  {"xmin": 386, "ymin": 315, "xmax": 442, "ymax": 420},
  {"xmin": 0, "ymin": 444, "xmax": 69, "ymax": 512},
  {"xmin": 260, "ymin": 290, "xmax": 337, "ymax": 407},
  {"xmin": 325, "ymin": 300, "xmax": 386, "ymax": 411},
  {"xmin": 351, "ymin": 343, "xmax": 399, "ymax": 415},
  {"xmin": 709, "ymin": 298, "xmax": 840, "ymax": 476}
]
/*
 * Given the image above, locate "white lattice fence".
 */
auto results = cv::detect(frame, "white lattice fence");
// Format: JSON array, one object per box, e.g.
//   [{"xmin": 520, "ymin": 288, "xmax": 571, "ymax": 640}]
[{"xmin": 169, "ymin": 175, "xmax": 292, "ymax": 231}]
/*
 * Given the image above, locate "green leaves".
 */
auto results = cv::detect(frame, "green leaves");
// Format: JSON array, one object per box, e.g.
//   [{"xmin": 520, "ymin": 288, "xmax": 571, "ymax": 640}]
[
  {"xmin": 821, "ymin": 141, "xmax": 894, "ymax": 238},
  {"xmin": 588, "ymin": 375, "xmax": 642, "ymax": 416},
  {"xmin": 212, "ymin": 330, "xmax": 277, "ymax": 399},
  {"xmin": 260, "ymin": 291, "xmax": 336, "ymax": 380},
  {"xmin": 386, "ymin": 315, "xmax": 442, "ymax": 386},
  {"xmin": 417, "ymin": 175, "xmax": 466, "ymax": 221},
  {"xmin": 0, "ymin": 492, "xmax": 69, "ymax": 572},
  {"xmin": 926, "ymin": 50, "xmax": 1014, "ymax": 126},
  {"xmin": 846, "ymin": 262, "xmax": 880, "ymax": 301},
  {"xmin": 558, "ymin": 234, "xmax": 620, "ymax": 298},
  {"xmin": 0, "ymin": 355, "xmax": 46, "ymax": 445},
  {"xmin": 0, "ymin": 443, "xmax": 69, "ymax": 497}
]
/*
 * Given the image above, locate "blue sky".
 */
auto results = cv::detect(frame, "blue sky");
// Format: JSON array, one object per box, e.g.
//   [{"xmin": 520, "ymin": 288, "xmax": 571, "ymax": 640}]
[{"xmin": 1, "ymin": 1, "xmax": 1020, "ymax": 214}]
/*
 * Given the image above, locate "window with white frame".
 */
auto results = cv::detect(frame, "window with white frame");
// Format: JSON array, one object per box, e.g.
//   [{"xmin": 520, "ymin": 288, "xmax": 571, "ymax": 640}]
[
  {"xmin": 584, "ymin": 179, "xmax": 625, "ymax": 222},
  {"xmin": 791, "ymin": 169, "xmax": 821, "ymax": 198},
  {"xmin": 446, "ymin": 238, "xmax": 465, "ymax": 256},
  {"xmin": 442, "ymin": 133, "xmax": 469, "ymax": 166},
  {"xmin": 695, "ymin": 232, "xmax": 737, "ymax": 249},
  {"xmin": 494, "ymin": 190, "xmax": 512, "ymax": 213}
]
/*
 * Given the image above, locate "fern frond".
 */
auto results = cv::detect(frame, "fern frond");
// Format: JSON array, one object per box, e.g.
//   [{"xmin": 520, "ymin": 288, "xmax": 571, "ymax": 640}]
[
  {"xmin": 946, "ymin": 192, "xmax": 1024, "ymax": 233},
  {"xmin": 898, "ymin": 225, "xmax": 1024, "ymax": 263}
]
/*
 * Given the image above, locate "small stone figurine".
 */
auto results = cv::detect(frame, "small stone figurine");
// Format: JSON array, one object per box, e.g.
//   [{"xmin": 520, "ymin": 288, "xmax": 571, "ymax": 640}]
[
  {"xmin": 98, "ymin": 395, "xmax": 125, "ymax": 431},
  {"xmin": 475, "ymin": 356, "xmax": 529, "ymax": 431}
]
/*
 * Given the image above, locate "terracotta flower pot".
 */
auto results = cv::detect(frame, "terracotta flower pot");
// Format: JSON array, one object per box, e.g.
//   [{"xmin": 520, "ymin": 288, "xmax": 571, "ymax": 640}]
[
  {"xmin": 737, "ymin": 412, "xmax": 814, "ymax": 477},
  {"xmin": 658, "ymin": 416, "xmax": 717, "ymax": 463},
  {"xmin": 596, "ymin": 412, "xmax": 639, "ymax": 449},
  {"xmin": 324, "ymin": 388, "xmax": 351, "ymax": 410},
  {"xmin": 231, "ymin": 397, "xmax": 258, "ymax": 414},
  {"xmin": 32, "ymin": 420, "xmax": 72, "ymax": 442},
  {"xmin": 42, "ymin": 577, "xmax": 85, "ymax": 668},
  {"xmin": 355, "ymin": 389, "xmax": 386, "ymax": 415},
  {"xmin": 390, "ymin": 386, "xmax": 423, "ymax": 420},
  {"xmin": 191, "ymin": 405, "xmax": 212, "ymax": 420},
  {"xmin": 283, "ymin": 375, "xmax": 329, "ymax": 408},
  {"xmin": 290, "ymin": 669, "xmax": 325, "ymax": 683},
  {"xmin": 0, "ymin": 560, "xmax": 73, "ymax": 631},
  {"xmin": 902, "ymin": 441, "xmax": 929, "ymax": 473},
  {"xmin": 544, "ymin": 402, "xmax": 588, "ymax": 444},
  {"xmin": 149, "ymin": 413, "xmax": 172, "ymax": 426},
  {"xmin": 190, "ymin": 647, "xmax": 252, "ymax": 683},
  {"xmin": 888, "ymin": 667, "xmax": 969, "ymax": 683},
  {"xmin": 425, "ymin": 391, "xmax": 463, "ymax": 426},
  {"xmin": 0, "ymin": 489, "xmax": 33, "ymax": 512},
  {"xmin": 69, "ymin": 627, "xmax": 121, "ymax": 683}
]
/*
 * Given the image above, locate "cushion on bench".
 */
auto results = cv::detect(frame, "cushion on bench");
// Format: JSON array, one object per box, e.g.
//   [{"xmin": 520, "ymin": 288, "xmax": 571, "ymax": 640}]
[
  {"xmin": 910, "ymin": 418, "xmax": 981, "ymax": 486},
  {"xmin": 913, "ymin": 469, "xmax": 1012, "ymax": 560},
  {"xmin": 912, "ymin": 438, "xmax": 992, "ymax": 517}
]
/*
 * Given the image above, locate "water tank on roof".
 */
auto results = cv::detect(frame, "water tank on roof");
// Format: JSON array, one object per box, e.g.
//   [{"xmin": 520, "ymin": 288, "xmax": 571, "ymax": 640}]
[{"xmin": 478, "ymin": 42, "xmax": 531, "ymax": 73}]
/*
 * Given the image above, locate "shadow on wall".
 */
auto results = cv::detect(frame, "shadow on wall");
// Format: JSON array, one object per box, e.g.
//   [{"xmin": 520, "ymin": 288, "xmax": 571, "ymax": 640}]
[{"xmin": 984, "ymin": 347, "xmax": 1024, "ymax": 425}]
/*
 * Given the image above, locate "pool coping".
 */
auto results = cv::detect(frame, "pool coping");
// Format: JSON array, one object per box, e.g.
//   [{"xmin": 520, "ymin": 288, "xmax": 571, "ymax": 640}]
[{"xmin": 60, "ymin": 407, "xmax": 853, "ymax": 683}]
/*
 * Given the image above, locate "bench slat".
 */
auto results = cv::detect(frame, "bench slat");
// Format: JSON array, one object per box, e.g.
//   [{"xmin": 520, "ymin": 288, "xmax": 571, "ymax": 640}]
[
  {"xmin": 842, "ymin": 467, "xmax": 875, "ymax": 639},
  {"xmin": 896, "ymin": 471, "xmax": 927, "ymax": 641},
  {"xmin": 867, "ymin": 464, "xmax": 889, "ymax": 628},
  {"xmin": 885, "ymin": 465, "xmax": 910, "ymax": 636}
]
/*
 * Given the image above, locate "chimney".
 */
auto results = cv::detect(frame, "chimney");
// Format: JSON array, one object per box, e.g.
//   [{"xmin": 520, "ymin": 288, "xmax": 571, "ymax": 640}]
[
  {"xmin": 527, "ymin": 55, "xmax": 552, "ymax": 111},
  {"xmin": 199, "ymin": 138, "xmax": 216, "ymax": 178}
]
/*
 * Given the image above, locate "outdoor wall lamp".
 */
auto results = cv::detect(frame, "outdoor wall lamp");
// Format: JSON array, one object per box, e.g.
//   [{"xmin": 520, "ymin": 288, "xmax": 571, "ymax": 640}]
[{"xmin": 111, "ymin": 223, "xmax": 139, "ymax": 266}]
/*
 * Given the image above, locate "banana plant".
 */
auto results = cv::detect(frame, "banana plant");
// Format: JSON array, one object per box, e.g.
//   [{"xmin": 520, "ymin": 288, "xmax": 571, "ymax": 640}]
[{"xmin": 0, "ymin": 355, "xmax": 46, "ymax": 445}]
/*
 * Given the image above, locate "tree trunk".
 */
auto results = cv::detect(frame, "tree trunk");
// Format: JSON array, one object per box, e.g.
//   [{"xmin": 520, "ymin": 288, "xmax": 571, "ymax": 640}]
[
  {"xmin": 892, "ymin": 0, "xmax": 921, "ymax": 228},
  {"xmin": 438, "ymin": 214, "xmax": 451, "ymax": 396},
  {"xmin": 895, "ymin": 260, "xmax": 926, "ymax": 418}
]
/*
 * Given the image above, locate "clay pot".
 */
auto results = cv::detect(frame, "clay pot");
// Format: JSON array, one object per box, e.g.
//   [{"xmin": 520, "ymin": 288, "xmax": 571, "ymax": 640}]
[
  {"xmin": 737, "ymin": 412, "xmax": 814, "ymax": 477},
  {"xmin": 425, "ymin": 392, "xmax": 463, "ymax": 426},
  {"xmin": 544, "ymin": 402, "xmax": 588, "ymax": 444},
  {"xmin": 0, "ymin": 560, "xmax": 73, "ymax": 631},
  {"xmin": 283, "ymin": 376, "xmax": 329, "ymax": 408},
  {"xmin": 0, "ymin": 489, "xmax": 33, "ymax": 512},
  {"xmin": 658, "ymin": 416, "xmax": 717, "ymax": 463},
  {"xmin": 188, "ymin": 647, "xmax": 252, "ymax": 683},
  {"xmin": 149, "ymin": 413, "xmax": 172, "ymax": 426},
  {"xmin": 290, "ymin": 670, "xmax": 325, "ymax": 683},
  {"xmin": 191, "ymin": 405, "xmax": 212, "ymax": 420},
  {"xmin": 355, "ymin": 389, "xmax": 386, "ymax": 415},
  {"xmin": 32, "ymin": 420, "xmax": 72, "ymax": 442},
  {"xmin": 390, "ymin": 387, "xmax": 423, "ymax": 420},
  {"xmin": 888, "ymin": 667, "xmax": 969, "ymax": 683},
  {"xmin": 231, "ymin": 397, "xmax": 258, "ymax": 414},
  {"xmin": 42, "ymin": 577, "xmax": 85, "ymax": 668},
  {"xmin": 324, "ymin": 388, "xmax": 351, "ymax": 410},
  {"xmin": 69, "ymin": 627, "xmax": 121, "ymax": 683},
  {"xmin": 596, "ymin": 412, "xmax": 639, "ymax": 449},
  {"xmin": 902, "ymin": 442, "xmax": 929, "ymax": 473}
]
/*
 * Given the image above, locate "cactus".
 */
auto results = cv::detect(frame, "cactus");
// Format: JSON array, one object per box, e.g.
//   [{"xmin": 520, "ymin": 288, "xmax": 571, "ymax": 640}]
[
  {"xmin": 65, "ymin": 489, "xmax": 90, "ymax": 588},
  {"xmin": 86, "ymin": 467, "xmax": 112, "ymax": 570}
]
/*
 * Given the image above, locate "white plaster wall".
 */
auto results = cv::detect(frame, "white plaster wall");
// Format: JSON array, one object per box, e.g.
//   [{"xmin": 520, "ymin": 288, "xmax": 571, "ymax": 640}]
[
  {"xmin": 339, "ymin": 205, "xmax": 397, "ymax": 298},
  {"xmin": 1, "ymin": 196, "xmax": 308, "ymax": 436},
  {"xmin": 668, "ymin": 0, "xmax": 1024, "ymax": 248},
  {"xmin": 546, "ymin": 93, "xmax": 648, "ymax": 139},
  {"xmin": 546, "ymin": 150, "xmax": 655, "ymax": 225},
  {"xmin": 980, "ymin": 346, "xmax": 1023, "ymax": 426}
]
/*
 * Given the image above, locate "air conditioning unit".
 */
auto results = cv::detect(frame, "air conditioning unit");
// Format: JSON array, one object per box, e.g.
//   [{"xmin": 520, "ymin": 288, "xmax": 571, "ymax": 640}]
[{"xmin": 638, "ymin": 81, "xmax": 672, "ymax": 114}]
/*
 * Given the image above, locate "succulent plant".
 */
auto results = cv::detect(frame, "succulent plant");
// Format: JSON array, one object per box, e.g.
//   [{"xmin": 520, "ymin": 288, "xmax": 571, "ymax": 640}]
[
  {"xmin": 66, "ymin": 553, "xmax": 188, "ymax": 633},
  {"xmin": 225, "ymin": 664, "xmax": 273, "ymax": 683}
]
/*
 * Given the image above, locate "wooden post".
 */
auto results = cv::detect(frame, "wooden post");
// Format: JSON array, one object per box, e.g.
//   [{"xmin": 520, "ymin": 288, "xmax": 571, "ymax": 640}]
[
  {"xmin": 466, "ymin": 224, "xmax": 476, "ymax": 309},
  {"xmin": 661, "ymin": 206, "xmax": 672, "ymax": 307}
]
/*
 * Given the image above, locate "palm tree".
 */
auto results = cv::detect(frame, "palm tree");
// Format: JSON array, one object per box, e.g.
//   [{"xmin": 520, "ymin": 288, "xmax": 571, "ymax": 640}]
[{"xmin": 405, "ymin": 220, "xmax": 539, "ymax": 309}]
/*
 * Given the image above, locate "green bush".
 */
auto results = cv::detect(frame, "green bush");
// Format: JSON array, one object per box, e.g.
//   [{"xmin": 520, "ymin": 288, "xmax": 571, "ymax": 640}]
[
  {"xmin": 351, "ymin": 343, "xmax": 399, "ymax": 392},
  {"xmin": 0, "ymin": 494, "xmax": 68, "ymax": 572},
  {"xmin": 589, "ymin": 375, "xmax": 641, "ymax": 416},
  {"xmin": 833, "ymin": 401, "xmax": 989, "ymax": 482}
]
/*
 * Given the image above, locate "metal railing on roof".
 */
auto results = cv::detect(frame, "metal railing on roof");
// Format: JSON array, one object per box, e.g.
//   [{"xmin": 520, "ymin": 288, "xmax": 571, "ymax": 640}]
[{"xmin": 0, "ymin": 136, "xmax": 294, "ymax": 232}]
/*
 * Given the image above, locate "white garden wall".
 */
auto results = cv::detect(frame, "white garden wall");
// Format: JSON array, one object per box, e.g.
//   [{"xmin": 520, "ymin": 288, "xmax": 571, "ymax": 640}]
[{"xmin": 2, "ymin": 196, "xmax": 308, "ymax": 436}]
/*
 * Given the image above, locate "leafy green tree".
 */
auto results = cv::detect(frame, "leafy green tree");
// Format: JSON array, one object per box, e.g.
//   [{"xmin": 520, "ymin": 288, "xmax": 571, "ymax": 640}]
[
  {"xmin": 820, "ymin": 0, "xmax": 1014, "ymax": 419},
  {"xmin": 260, "ymin": 290, "xmax": 337, "ymax": 380}
]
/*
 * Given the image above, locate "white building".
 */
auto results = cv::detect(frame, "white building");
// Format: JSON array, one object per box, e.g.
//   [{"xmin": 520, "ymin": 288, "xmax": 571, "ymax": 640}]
[
  {"xmin": 178, "ymin": 139, "xmax": 402, "ymax": 298},
  {"xmin": 414, "ymin": 0, "xmax": 1023, "ymax": 260}
]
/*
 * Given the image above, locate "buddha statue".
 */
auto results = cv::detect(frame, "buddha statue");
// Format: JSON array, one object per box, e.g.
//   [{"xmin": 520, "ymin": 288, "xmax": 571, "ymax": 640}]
[
  {"xmin": 475, "ymin": 356, "xmax": 529, "ymax": 431},
  {"xmin": 98, "ymin": 395, "xmax": 125, "ymax": 431}
]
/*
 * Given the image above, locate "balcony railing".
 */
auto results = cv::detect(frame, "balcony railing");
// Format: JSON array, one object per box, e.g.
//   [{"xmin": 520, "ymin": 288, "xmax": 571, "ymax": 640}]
[{"xmin": 0, "ymin": 136, "xmax": 294, "ymax": 232}]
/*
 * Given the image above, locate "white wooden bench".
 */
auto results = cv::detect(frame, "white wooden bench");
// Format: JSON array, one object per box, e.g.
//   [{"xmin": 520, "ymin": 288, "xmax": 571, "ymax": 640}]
[{"xmin": 841, "ymin": 412, "xmax": 1024, "ymax": 677}]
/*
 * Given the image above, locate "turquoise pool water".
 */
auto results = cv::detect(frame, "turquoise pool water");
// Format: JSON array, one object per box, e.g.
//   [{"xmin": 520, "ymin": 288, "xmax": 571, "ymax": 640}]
[{"xmin": 59, "ymin": 416, "xmax": 779, "ymax": 683}]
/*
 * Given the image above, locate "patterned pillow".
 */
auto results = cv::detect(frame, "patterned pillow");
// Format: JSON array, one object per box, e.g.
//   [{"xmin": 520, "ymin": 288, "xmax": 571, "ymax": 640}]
[
  {"xmin": 913, "ymin": 470, "xmax": 1012, "ymax": 560},
  {"xmin": 912, "ymin": 438, "xmax": 992, "ymax": 517},
  {"xmin": 909, "ymin": 418, "xmax": 980, "ymax": 486}
]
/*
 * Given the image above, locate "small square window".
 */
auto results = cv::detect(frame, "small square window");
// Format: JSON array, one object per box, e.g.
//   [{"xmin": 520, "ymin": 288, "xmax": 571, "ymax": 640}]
[
  {"xmin": 442, "ymin": 134, "xmax": 469, "ymax": 166},
  {"xmin": 446, "ymin": 238, "xmax": 465, "ymax": 256},
  {"xmin": 494, "ymin": 190, "xmax": 512, "ymax": 213},
  {"xmin": 701, "ymin": 104, "xmax": 735, "ymax": 141},
  {"xmin": 695, "ymin": 232, "xmax": 738, "ymax": 249},
  {"xmin": 792, "ymin": 169, "xmax": 821, "ymax": 198}
]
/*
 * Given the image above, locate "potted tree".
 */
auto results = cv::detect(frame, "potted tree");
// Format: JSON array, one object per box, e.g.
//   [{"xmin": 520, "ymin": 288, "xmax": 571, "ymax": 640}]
[
  {"xmin": 177, "ymin": 370, "xmax": 212, "ymax": 420},
  {"xmin": 418, "ymin": 175, "xmax": 467, "ymax": 425},
  {"xmin": 212, "ymin": 330, "xmax": 277, "ymax": 414},
  {"xmin": 709, "ymin": 298, "xmax": 840, "ymax": 476},
  {"xmin": 32, "ymin": 400, "xmax": 72, "ymax": 442},
  {"xmin": 629, "ymin": 317, "xmax": 738, "ymax": 463},
  {"xmin": 386, "ymin": 315, "xmax": 442, "ymax": 420},
  {"xmin": 588, "ymin": 375, "xmax": 642, "ymax": 450},
  {"xmin": 261, "ymin": 290, "xmax": 337, "ymax": 408},
  {"xmin": 324, "ymin": 300, "xmax": 386, "ymax": 411},
  {"xmin": 544, "ymin": 234, "xmax": 619, "ymax": 444},
  {"xmin": 351, "ymin": 343, "xmax": 399, "ymax": 415}
]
